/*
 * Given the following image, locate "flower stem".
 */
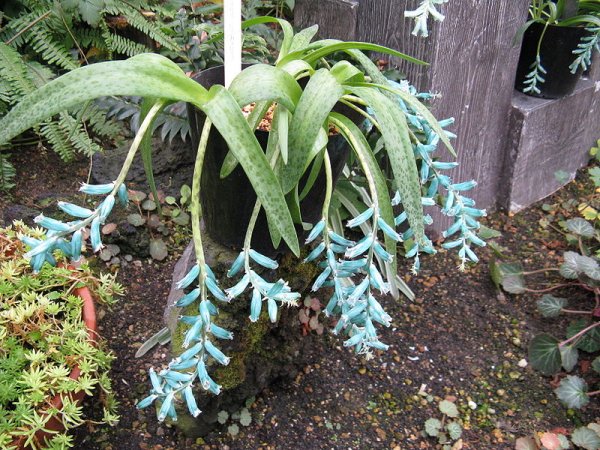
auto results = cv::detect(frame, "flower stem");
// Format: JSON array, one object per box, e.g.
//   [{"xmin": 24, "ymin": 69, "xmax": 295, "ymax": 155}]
[{"xmin": 560, "ymin": 321, "xmax": 600, "ymax": 348}]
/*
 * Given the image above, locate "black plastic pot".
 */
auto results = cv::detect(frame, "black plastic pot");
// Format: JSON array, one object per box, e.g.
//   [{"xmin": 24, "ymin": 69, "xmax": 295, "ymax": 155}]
[
  {"xmin": 187, "ymin": 65, "xmax": 361, "ymax": 255},
  {"xmin": 515, "ymin": 22, "xmax": 590, "ymax": 99}
]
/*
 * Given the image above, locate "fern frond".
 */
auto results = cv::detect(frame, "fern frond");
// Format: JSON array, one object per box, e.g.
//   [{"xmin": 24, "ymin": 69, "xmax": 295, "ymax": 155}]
[
  {"xmin": 0, "ymin": 42, "xmax": 36, "ymax": 103},
  {"xmin": 0, "ymin": 151, "xmax": 16, "ymax": 192},
  {"xmin": 40, "ymin": 119, "xmax": 76, "ymax": 161},
  {"xmin": 57, "ymin": 113, "xmax": 104, "ymax": 157},
  {"xmin": 28, "ymin": 27, "xmax": 79, "ymax": 70},
  {"xmin": 72, "ymin": 103, "xmax": 125, "ymax": 139},
  {"xmin": 102, "ymin": 3, "xmax": 179, "ymax": 52},
  {"xmin": 101, "ymin": 32, "xmax": 150, "ymax": 57}
]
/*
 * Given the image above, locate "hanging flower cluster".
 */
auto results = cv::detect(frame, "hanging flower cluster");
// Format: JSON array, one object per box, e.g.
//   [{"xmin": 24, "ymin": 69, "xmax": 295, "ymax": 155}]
[{"xmin": 404, "ymin": 0, "xmax": 448, "ymax": 38}]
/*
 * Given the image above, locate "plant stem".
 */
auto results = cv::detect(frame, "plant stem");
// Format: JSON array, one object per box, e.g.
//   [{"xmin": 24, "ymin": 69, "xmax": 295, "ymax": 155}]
[
  {"xmin": 561, "ymin": 309, "xmax": 592, "ymax": 315},
  {"xmin": 522, "ymin": 268, "xmax": 560, "ymax": 275},
  {"xmin": 191, "ymin": 118, "xmax": 213, "ymax": 296},
  {"xmin": 560, "ymin": 321, "xmax": 600, "ymax": 347},
  {"xmin": 5, "ymin": 11, "xmax": 52, "ymax": 45},
  {"xmin": 525, "ymin": 283, "xmax": 574, "ymax": 293}
]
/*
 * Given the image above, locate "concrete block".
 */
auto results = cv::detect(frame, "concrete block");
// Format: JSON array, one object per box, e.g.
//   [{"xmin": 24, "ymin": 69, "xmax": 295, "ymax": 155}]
[{"xmin": 505, "ymin": 79, "xmax": 598, "ymax": 212}]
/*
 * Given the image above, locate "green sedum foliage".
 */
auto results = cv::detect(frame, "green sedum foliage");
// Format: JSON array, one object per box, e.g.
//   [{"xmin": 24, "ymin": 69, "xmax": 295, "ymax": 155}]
[{"xmin": 0, "ymin": 221, "xmax": 123, "ymax": 449}]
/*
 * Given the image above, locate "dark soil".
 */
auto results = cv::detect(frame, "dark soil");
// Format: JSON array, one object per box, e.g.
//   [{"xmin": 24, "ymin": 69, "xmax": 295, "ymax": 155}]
[{"xmin": 2, "ymin": 144, "xmax": 599, "ymax": 450}]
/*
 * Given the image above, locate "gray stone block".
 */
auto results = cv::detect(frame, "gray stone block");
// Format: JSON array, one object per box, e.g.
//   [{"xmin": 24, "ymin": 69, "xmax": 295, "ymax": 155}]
[
  {"xmin": 504, "ymin": 79, "xmax": 598, "ymax": 212},
  {"xmin": 294, "ymin": 0, "xmax": 359, "ymax": 40}
]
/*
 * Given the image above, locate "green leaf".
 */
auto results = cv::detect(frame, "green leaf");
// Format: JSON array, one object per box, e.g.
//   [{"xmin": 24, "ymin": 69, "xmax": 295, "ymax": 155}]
[
  {"xmin": 592, "ymin": 356, "xmax": 600, "ymax": 373},
  {"xmin": 217, "ymin": 410, "xmax": 229, "ymax": 424},
  {"xmin": 446, "ymin": 421, "xmax": 462, "ymax": 441},
  {"xmin": 578, "ymin": 255, "xmax": 600, "ymax": 280},
  {"xmin": 165, "ymin": 196, "xmax": 177, "ymax": 205},
  {"xmin": 277, "ymin": 107, "xmax": 290, "ymax": 165},
  {"xmin": 127, "ymin": 214, "xmax": 146, "ymax": 227},
  {"xmin": 566, "ymin": 218, "xmax": 595, "ymax": 238},
  {"xmin": 202, "ymin": 86, "xmax": 299, "ymax": 255},
  {"xmin": 0, "ymin": 54, "xmax": 207, "ymax": 147},
  {"xmin": 227, "ymin": 423, "xmax": 239, "ymax": 437},
  {"xmin": 567, "ymin": 319, "xmax": 600, "ymax": 353},
  {"xmin": 529, "ymin": 333, "xmax": 562, "ymax": 375},
  {"xmin": 329, "ymin": 112, "xmax": 398, "ymax": 277},
  {"xmin": 330, "ymin": 61, "xmax": 365, "ymax": 84},
  {"xmin": 349, "ymin": 86, "xmax": 426, "ymax": 247},
  {"xmin": 149, "ymin": 239, "xmax": 168, "ymax": 261},
  {"xmin": 139, "ymin": 98, "xmax": 165, "ymax": 216},
  {"xmin": 560, "ymin": 345, "xmax": 579, "ymax": 372},
  {"xmin": 561, "ymin": 251, "xmax": 581, "ymax": 279},
  {"xmin": 239, "ymin": 408, "xmax": 252, "ymax": 427},
  {"xmin": 289, "ymin": 24, "xmax": 319, "ymax": 53},
  {"xmin": 478, "ymin": 225, "xmax": 502, "ymax": 239},
  {"xmin": 242, "ymin": 16, "xmax": 294, "ymax": 61},
  {"xmin": 228, "ymin": 64, "xmax": 302, "ymax": 112},
  {"xmin": 348, "ymin": 81, "xmax": 456, "ymax": 157},
  {"xmin": 424, "ymin": 418, "xmax": 442, "ymax": 437},
  {"xmin": 571, "ymin": 426, "xmax": 600, "ymax": 450},
  {"xmin": 78, "ymin": 0, "xmax": 104, "ymax": 26},
  {"xmin": 537, "ymin": 295, "xmax": 568, "ymax": 318},
  {"xmin": 281, "ymin": 69, "xmax": 344, "ymax": 194},
  {"xmin": 438, "ymin": 400, "xmax": 459, "ymax": 418}
]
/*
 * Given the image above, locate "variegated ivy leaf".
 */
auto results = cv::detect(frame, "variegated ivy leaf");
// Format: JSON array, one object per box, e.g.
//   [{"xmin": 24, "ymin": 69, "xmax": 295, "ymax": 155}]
[
  {"xmin": 529, "ymin": 333, "xmax": 561, "ymax": 375},
  {"xmin": 566, "ymin": 218, "xmax": 595, "ymax": 238},
  {"xmin": 571, "ymin": 425, "xmax": 600, "ymax": 450},
  {"xmin": 537, "ymin": 295, "xmax": 567, "ymax": 318},
  {"xmin": 578, "ymin": 255, "xmax": 600, "ymax": 281},
  {"xmin": 560, "ymin": 251, "xmax": 581, "ymax": 279},
  {"xmin": 559, "ymin": 345, "xmax": 578, "ymax": 372},
  {"xmin": 555, "ymin": 375, "xmax": 589, "ymax": 409}
]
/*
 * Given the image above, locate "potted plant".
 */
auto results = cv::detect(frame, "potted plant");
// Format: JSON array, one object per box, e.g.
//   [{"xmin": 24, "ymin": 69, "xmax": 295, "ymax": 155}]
[
  {"xmin": 0, "ymin": 222, "xmax": 121, "ymax": 449},
  {"xmin": 0, "ymin": 16, "xmax": 487, "ymax": 425},
  {"xmin": 515, "ymin": 0, "xmax": 600, "ymax": 98}
]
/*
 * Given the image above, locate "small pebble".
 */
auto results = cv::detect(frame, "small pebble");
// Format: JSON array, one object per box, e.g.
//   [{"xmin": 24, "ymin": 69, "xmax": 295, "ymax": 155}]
[{"xmin": 517, "ymin": 358, "xmax": 528, "ymax": 368}]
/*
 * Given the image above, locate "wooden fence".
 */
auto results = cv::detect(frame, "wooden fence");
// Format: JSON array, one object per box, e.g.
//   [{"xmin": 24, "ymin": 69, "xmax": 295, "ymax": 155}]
[{"xmin": 296, "ymin": 0, "xmax": 600, "ymax": 216}]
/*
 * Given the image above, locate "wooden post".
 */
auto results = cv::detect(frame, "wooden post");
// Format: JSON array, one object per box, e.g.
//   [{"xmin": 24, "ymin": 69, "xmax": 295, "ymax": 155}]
[{"xmin": 223, "ymin": 0, "xmax": 242, "ymax": 87}]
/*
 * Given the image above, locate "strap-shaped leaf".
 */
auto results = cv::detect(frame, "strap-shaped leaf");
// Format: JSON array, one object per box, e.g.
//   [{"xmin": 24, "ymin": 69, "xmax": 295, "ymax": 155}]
[
  {"xmin": 202, "ymin": 85, "xmax": 299, "ymax": 255},
  {"xmin": 329, "ymin": 112, "xmax": 397, "ymax": 275},
  {"xmin": 349, "ymin": 86, "xmax": 426, "ymax": 247},
  {"xmin": 281, "ymin": 69, "xmax": 344, "ymax": 194},
  {"xmin": 0, "ymin": 53, "xmax": 207, "ymax": 145},
  {"xmin": 243, "ymin": 16, "xmax": 295, "ymax": 61},
  {"xmin": 139, "ymin": 98, "xmax": 165, "ymax": 215},
  {"xmin": 350, "ymin": 81, "xmax": 456, "ymax": 157},
  {"xmin": 330, "ymin": 60, "xmax": 365, "ymax": 84},
  {"xmin": 289, "ymin": 24, "xmax": 319, "ymax": 53},
  {"xmin": 220, "ymin": 100, "xmax": 270, "ymax": 179},
  {"xmin": 228, "ymin": 64, "xmax": 302, "ymax": 112},
  {"xmin": 278, "ymin": 41, "xmax": 427, "ymax": 68}
]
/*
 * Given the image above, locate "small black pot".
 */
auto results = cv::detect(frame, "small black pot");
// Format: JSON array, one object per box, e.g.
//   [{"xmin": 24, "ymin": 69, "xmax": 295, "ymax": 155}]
[
  {"xmin": 188, "ymin": 65, "xmax": 361, "ymax": 255},
  {"xmin": 515, "ymin": 22, "xmax": 590, "ymax": 99}
]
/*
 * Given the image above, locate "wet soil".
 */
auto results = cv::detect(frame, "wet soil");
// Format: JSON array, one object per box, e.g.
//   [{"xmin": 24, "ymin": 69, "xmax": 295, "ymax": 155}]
[{"xmin": 2, "ymin": 145, "xmax": 599, "ymax": 450}]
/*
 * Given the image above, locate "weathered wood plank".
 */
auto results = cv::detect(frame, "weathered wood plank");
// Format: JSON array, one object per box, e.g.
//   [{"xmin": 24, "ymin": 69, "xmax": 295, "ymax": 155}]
[{"xmin": 295, "ymin": 0, "xmax": 359, "ymax": 41}]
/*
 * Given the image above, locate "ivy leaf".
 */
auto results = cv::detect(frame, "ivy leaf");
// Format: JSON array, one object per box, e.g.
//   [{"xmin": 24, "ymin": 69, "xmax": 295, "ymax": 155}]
[
  {"xmin": 446, "ymin": 421, "xmax": 462, "ymax": 440},
  {"xmin": 438, "ymin": 400, "xmax": 459, "ymax": 418},
  {"xmin": 559, "ymin": 345, "xmax": 579, "ymax": 372},
  {"xmin": 566, "ymin": 218, "xmax": 595, "ymax": 238},
  {"xmin": 571, "ymin": 426, "xmax": 600, "ymax": 449},
  {"xmin": 537, "ymin": 295, "xmax": 567, "ymax": 318},
  {"xmin": 567, "ymin": 319, "xmax": 600, "ymax": 353},
  {"xmin": 149, "ymin": 239, "xmax": 168, "ymax": 261},
  {"xmin": 554, "ymin": 376, "xmax": 590, "ymax": 409},
  {"xmin": 424, "ymin": 418, "xmax": 442, "ymax": 437},
  {"xmin": 560, "ymin": 251, "xmax": 581, "ymax": 279},
  {"xmin": 528, "ymin": 333, "xmax": 561, "ymax": 375}
]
